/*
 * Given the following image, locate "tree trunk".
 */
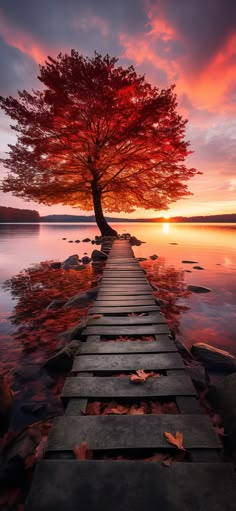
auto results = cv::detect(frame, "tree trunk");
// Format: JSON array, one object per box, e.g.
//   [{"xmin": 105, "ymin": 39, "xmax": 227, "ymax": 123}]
[{"xmin": 92, "ymin": 183, "xmax": 117, "ymax": 237}]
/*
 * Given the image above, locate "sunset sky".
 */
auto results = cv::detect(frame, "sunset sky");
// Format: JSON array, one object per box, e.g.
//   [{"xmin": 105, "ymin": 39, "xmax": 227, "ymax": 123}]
[{"xmin": 0, "ymin": 0, "xmax": 235, "ymax": 218}]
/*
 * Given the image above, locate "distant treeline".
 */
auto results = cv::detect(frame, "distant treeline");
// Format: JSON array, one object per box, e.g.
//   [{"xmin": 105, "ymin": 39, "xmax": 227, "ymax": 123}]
[
  {"xmin": 0, "ymin": 206, "xmax": 40, "ymax": 222},
  {"xmin": 1, "ymin": 208, "xmax": 236, "ymax": 223},
  {"xmin": 41, "ymin": 213, "xmax": 236, "ymax": 223}
]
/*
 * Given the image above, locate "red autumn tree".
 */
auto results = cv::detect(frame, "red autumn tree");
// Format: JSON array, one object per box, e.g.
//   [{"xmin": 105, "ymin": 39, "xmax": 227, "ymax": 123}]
[{"xmin": 0, "ymin": 50, "xmax": 198, "ymax": 236}]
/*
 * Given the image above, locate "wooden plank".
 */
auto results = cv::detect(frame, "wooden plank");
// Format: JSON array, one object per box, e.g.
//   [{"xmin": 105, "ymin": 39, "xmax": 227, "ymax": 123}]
[
  {"xmin": 94, "ymin": 300, "xmax": 156, "ymax": 306},
  {"xmin": 25, "ymin": 461, "xmax": 236, "ymax": 511},
  {"xmin": 46, "ymin": 415, "xmax": 221, "ymax": 452},
  {"xmin": 87, "ymin": 314, "xmax": 166, "ymax": 326},
  {"xmin": 99, "ymin": 284, "xmax": 151, "ymax": 289},
  {"xmin": 77, "ymin": 337, "xmax": 176, "ymax": 353},
  {"xmin": 98, "ymin": 291, "xmax": 152, "ymax": 296},
  {"xmin": 61, "ymin": 374, "xmax": 196, "ymax": 401},
  {"xmin": 82, "ymin": 325, "xmax": 170, "ymax": 336},
  {"xmin": 103, "ymin": 272, "xmax": 144, "ymax": 277},
  {"xmin": 89, "ymin": 305, "xmax": 161, "ymax": 314},
  {"xmin": 72, "ymin": 353, "xmax": 185, "ymax": 372}
]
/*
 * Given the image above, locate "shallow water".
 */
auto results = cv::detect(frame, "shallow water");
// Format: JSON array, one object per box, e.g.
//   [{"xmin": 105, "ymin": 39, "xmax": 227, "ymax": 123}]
[{"xmin": 0, "ymin": 222, "xmax": 236, "ymax": 360}]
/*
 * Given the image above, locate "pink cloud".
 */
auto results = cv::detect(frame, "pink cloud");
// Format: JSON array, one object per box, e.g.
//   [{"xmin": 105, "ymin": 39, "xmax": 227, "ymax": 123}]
[
  {"xmin": 119, "ymin": 4, "xmax": 236, "ymax": 116},
  {"xmin": 0, "ymin": 9, "xmax": 50, "ymax": 63}
]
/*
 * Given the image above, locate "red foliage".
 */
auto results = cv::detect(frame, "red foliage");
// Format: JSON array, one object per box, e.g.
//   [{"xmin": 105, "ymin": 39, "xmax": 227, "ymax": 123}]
[{"xmin": 1, "ymin": 262, "xmax": 97, "ymax": 377}]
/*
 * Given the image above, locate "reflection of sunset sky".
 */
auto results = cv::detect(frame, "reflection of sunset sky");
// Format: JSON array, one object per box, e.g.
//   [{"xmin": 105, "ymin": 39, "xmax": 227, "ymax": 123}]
[{"xmin": 0, "ymin": 0, "xmax": 236, "ymax": 217}]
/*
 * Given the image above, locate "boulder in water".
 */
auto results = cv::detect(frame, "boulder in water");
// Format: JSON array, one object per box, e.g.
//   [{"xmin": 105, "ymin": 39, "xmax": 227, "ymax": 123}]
[
  {"xmin": 187, "ymin": 285, "xmax": 211, "ymax": 293},
  {"xmin": 43, "ymin": 340, "xmax": 80, "ymax": 373},
  {"xmin": 191, "ymin": 342, "xmax": 236, "ymax": 371},
  {"xmin": 50, "ymin": 262, "xmax": 62, "ymax": 269},
  {"xmin": 91, "ymin": 249, "xmax": 108, "ymax": 261},
  {"xmin": 182, "ymin": 260, "xmax": 198, "ymax": 264},
  {"xmin": 150, "ymin": 254, "xmax": 158, "ymax": 260}
]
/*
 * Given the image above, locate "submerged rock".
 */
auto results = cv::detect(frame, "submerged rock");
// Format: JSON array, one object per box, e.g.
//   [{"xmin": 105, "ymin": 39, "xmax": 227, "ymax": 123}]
[
  {"xmin": 182, "ymin": 260, "xmax": 198, "ymax": 264},
  {"xmin": 64, "ymin": 286, "xmax": 99, "ymax": 308},
  {"xmin": 207, "ymin": 373, "xmax": 236, "ymax": 449},
  {"xmin": 150, "ymin": 254, "xmax": 158, "ymax": 260},
  {"xmin": 50, "ymin": 262, "xmax": 62, "ymax": 269},
  {"xmin": 191, "ymin": 342, "xmax": 236, "ymax": 372},
  {"xmin": 46, "ymin": 298, "xmax": 66, "ymax": 310},
  {"xmin": 91, "ymin": 249, "xmax": 108, "ymax": 261},
  {"xmin": 130, "ymin": 236, "xmax": 142, "ymax": 246},
  {"xmin": 82, "ymin": 238, "xmax": 91, "ymax": 242},
  {"xmin": 187, "ymin": 285, "xmax": 211, "ymax": 293},
  {"xmin": 192, "ymin": 266, "xmax": 205, "ymax": 270},
  {"xmin": 43, "ymin": 340, "xmax": 80, "ymax": 373},
  {"xmin": 59, "ymin": 317, "xmax": 88, "ymax": 341},
  {"xmin": 81, "ymin": 256, "xmax": 91, "ymax": 264}
]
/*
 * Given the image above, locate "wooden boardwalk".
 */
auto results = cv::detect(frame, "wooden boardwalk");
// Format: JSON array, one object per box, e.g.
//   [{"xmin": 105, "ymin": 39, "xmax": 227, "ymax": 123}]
[{"xmin": 26, "ymin": 240, "xmax": 236, "ymax": 510}]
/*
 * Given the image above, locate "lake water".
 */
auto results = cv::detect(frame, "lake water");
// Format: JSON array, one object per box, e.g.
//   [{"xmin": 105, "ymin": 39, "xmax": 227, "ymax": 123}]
[{"xmin": 0, "ymin": 222, "xmax": 236, "ymax": 363}]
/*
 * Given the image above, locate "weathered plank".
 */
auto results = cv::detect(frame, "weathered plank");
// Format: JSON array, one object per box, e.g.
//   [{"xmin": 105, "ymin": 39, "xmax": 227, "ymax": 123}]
[
  {"xmin": 46, "ymin": 415, "xmax": 221, "ymax": 452},
  {"xmin": 94, "ymin": 300, "xmax": 156, "ymax": 307},
  {"xmin": 25, "ymin": 461, "xmax": 236, "ymax": 511},
  {"xmin": 77, "ymin": 338, "xmax": 176, "ymax": 353},
  {"xmin": 72, "ymin": 353, "xmax": 184, "ymax": 372},
  {"xmin": 98, "ymin": 291, "xmax": 152, "ymax": 296},
  {"xmin": 87, "ymin": 314, "xmax": 166, "ymax": 326},
  {"xmin": 89, "ymin": 305, "xmax": 161, "ymax": 314},
  {"xmin": 61, "ymin": 374, "xmax": 196, "ymax": 401},
  {"xmin": 82, "ymin": 325, "xmax": 170, "ymax": 336}
]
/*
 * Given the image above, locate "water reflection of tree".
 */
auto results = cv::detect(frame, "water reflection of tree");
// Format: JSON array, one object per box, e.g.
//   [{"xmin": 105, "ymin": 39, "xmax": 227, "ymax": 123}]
[
  {"xmin": 141, "ymin": 258, "xmax": 191, "ymax": 333},
  {"xmin": 2, "ymin": 261, "xmax": 95, "ymax": 360}
]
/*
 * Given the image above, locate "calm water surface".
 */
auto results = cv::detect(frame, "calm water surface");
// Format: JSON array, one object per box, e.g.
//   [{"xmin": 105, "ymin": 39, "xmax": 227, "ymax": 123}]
[{"xmin": 0, "ymin": 222, "xmax": 236, "ymax": 360}]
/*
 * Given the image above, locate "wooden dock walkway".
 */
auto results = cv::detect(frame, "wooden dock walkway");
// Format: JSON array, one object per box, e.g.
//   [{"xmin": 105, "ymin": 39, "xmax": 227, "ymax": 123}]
[{"xmin": 25, "ymin": 240, "xmax": 236, "ymax": 510}]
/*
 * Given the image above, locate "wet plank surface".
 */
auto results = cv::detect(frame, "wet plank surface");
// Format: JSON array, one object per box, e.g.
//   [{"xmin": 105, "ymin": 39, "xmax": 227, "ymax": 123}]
[
  {"xmin": 61, "ymin": 373, "xmax": 196, "ymax": 400},
  {"xmin": 87, "ymin": 314, "xmax": 166, "ymax": 325},
  {"xmin": 72, "ymin": 352, "xmax": 185, "ymax": 372},
  {"xmin": 46, "ymin": 415, "xmax": 221, "ymax": 452},
  {"xmin": 25, "ymin": 461, "xmax": 236, "ymax": 511},
  {"xmin": 77, "ymin": 337, "xmax": 176, "ymax": 353},
  {"xmin": 82, "ymin": 324, "xmax": 170, "ymax": 336}
]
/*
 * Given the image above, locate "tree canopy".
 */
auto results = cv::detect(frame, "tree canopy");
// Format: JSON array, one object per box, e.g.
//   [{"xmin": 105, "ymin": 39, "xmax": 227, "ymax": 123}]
[{"xmin": 0, "ymin": 50, "xmax": 199, "ymax": 235}]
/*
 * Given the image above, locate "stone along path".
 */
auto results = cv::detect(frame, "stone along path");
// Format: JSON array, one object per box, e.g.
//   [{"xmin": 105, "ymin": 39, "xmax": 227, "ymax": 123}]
[{"xmin": 26, "ymin": 240, "xmax": 236, "ymax": 510}]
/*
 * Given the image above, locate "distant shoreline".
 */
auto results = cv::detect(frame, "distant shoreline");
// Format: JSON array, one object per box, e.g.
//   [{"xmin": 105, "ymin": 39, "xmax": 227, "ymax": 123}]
[{"xmin": 1, "ymin": 220, "xmax": 236, "ymax": 224}]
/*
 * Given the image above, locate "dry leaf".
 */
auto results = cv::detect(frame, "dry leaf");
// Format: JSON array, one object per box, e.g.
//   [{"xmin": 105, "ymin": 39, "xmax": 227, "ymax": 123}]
[
  {"xmin": 128, "ymin": 405, "xmax": 144, "ymax": 415},
  {"xmin": 109, "ymin": 405, "xmax": 128, "ymax": 415},
  {"xmin": 130, "ymin": 369, "xmax": 152, "ymax": 384},
  {"xmin": 73, "ymin": 441, "xmax": 92, "ymax": 460},
  {"xmin": 91, "ymin": 314, "xmax": 102, "ymax": 319},
  {"xmin": 164, "ymin": 431, "xmax": 185, "ymax": 451}
]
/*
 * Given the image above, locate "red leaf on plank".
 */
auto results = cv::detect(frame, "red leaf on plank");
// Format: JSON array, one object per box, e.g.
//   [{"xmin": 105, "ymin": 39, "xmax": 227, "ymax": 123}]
[
  {"xmin": 164, "ymin": 431, "xmax": 185, "ymax": 450},
  {"xmin": 73, "ymin": 441, "xmax": 92, "ymax": 460},
  {"xmin": 130, "ymin": 369, "xmax": 152, "ymax": 384}
]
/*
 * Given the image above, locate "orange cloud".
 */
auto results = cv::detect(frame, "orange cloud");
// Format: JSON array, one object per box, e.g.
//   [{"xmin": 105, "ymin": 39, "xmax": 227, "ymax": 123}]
[
  {"xmin": 0, "ymin": 9, "xmax": 49, "ymax": 63},
  {"xmin": 120, "ymin": 5, "xmax": 236, "ymax": 116}
]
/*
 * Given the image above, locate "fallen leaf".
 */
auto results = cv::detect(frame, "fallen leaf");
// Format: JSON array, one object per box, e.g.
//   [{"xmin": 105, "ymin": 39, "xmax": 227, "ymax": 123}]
[
  {"xmin": 129, "ymin": 405, "xmax": 144, "ymax": 415},
  {"xmin": 164, "ymin": 431, "xmax": 185, "ymax": 450},
  {"xmin": 130, "ymin": 369, "xmax": 152, "ymax": 384},
  {"xmin": 91, "ymin": 314, "xmax": 102, "ymax": 319},
  {"xmin": 108, "ymin": 405, "xmax": 129, "ymax": 415},
  {"xmin": 73, "ymin": 441, "xmax": 92, "ymax": 460}
]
